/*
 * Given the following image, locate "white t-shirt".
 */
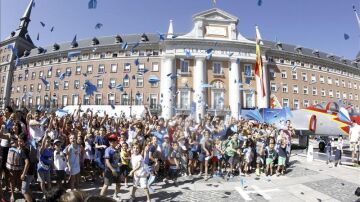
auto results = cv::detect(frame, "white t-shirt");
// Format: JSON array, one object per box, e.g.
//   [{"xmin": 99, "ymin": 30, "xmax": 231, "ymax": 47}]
[
  {"xmin": 54, "ymin": 150, "xmax": 67, "ymax": 171},
  {"xmin": 29, "ymin": 120, "xmax": 44, "ymax": 142},
  {"xmin": 349, "ymin": 124, "xmax": 360, "ymax": 143},
  {"xmin": 131, "ymin": 154, "xmax": 147, "ymax": 177}
]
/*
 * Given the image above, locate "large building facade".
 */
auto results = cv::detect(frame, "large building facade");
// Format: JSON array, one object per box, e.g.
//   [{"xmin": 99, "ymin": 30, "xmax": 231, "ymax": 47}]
[{"xmin": 1, "ymin": 0, "xmax": 359, "ymax": 120}]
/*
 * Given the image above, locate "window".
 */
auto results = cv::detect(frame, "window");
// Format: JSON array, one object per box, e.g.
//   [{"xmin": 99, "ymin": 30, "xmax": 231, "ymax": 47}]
[
  {"xmin": 293, "ymin": 99, "xmax": 300, "ymax": 110},
  {"xmin": 47, "ymin": 69, "xmax": 52, "ymax": 78},
  {"xmin": 32, "ymin": 72, "xmax": 36, "ymax": 80},
  {"xmin": 30, "ymin": 84, "xmax": 34, "ymax": 92},
  {"xmin": 74, "ymin": 80, "xmax": 80, "ymax": 89},
  {"xmin": 62, "ymin": 95, "xmax": 68, "ymax": 106},
  {"xmin": 45, "ymin": 83, "xmax": 50, "ymax": 91},
  {"xmin": 341, "ymin": 80, "xmax": 345, "ymax": 87},
  {"xmin": 97, "ymin": 79, "xmax": 103, "ymax": 88},
  {"xmin": 313, "ymin": 100, "xmax": 318, "ymax": 105},
  {"xmin": 348, "ymin": 82, "xmax": 352, "ymax": 89},
  {"xmin": 23, "ymin": 85, "xmax": 27, "ymax": 92},
  {"xmin": 303, "ymin": 86, "xmax": 308, "ymax": 95},
  {"xmin": 180, "ymin": 60, "xmax": 189, "ymax": 73},
  {"xmin": 37, "ymin": 83, "xmax": 42, "ymax": 91},
  {"xmin": 123, "ymin": 76, "xmax": 130, "ymax": 87},
  {"xmin": 320, "ymin": 76, "xmax": 324, "ymax": 84},
  {"xmin": 135, "ymin": 92, "xmax": 144, "ymax": 105},
  {"xmin": 270, "ymin": 83, "xmax": 276, "ymax": 92},
  {"xmin": 349, "ymin": 93, "xmax": 353, "ymax": 100},
  {"xmin": 95, "ymin": 94, "xmax": 102, "ymax": 105},
  {"xmin": 54, "ymin": 81, "xmax": 59, "ymax": 90},
  {"xmin": 63, "ymin": 81, "xmax": 69, "ymax": 90},
  {"xmin": 18, "ymin": 74, "xmax": 23, "ymax": 81},
  {"xmin": 354, "ymin": 83, "xmax": 357, "ymax": 90},
  {"xmin": 244, "ymin": 64, "xmax": 252, "ymax": 77},
  {"xmin": 152, "ymin": 62, "xmax": 159, "ymax": 71},
  {"xmin": 25, "ymin": 72, "xmax": 29, "ymax": 80},
  {"xmin": 293, "ymin": 85, "xmax": 298, "ymax": 94},
  {"xmin": 281, "ymin": 70, "xmax": 287, "ymax": 78},
  {"xmin": 329, "ymin": 90, "xmax": 333, "ymax": 98},
  {"xmin": 109, "ymin": 79, "xmax": 116, "ymax": 88},
  {"xmin": 138, "ymin": 64, "xmax": 145, "ymax": 72},
  {"xmin": 87, "ymin": 65, "xmax": 93, "ymax": 74},
  {"xmin": 343, "ymin": 93, "xmax": 347, "ymax": 99},
  {"xmin": 121, "ymin": 93, "xmax": 129, "ymax": 105},
  {"xmin": 39, "ymin": 71, "xmax": 44, "ymax": 78},
  {"xmin": 291, "ymin": 71, "xmax": 297, "ymax": 80},
  {"xmin": 282, "ymin": 98, "xmax": 289, "ymax": 108},
  {"xmin": 355, "ymin": 94, "xmax": 358, "ymax": 101},
  {"xmin": 336, "ymin": 91, "xmax": 340, "ymax": 99},
  {"xmin": 66, "ymin": 67, "xmax": 71, "ymax": 76},
  {"xmin": 178, "ymin": 90, "xmax": 190, "ymax": 109},
  {"xmin": 321, "ymin": 89, "xmax": 326, "ymax": 97},
  {"xmin": 136, "ymin": 77, "xmax": 144, "ymax": 87},
  {"xmin": 108, "ymin": 93, "xmax": 115, "ymax": 105},
  {"xmin": 150, "ymin": 82, "xmax": 158, "ymax": 87},
  {"xmin": 311, "ymin": 74, "xmax": 316, "ymax": 83},
  {"xmin": 335, "ymin": 79, "xmax": 339, "ymax": 86},
  {"xmin": 213, "ymin": 91, "xmax": 224, "ymax": 110},
  {"xmin": 36, "ymin": 96, "xmax": 41, "ymax": 106},
  {"xmin": 149, "ymin": 94, "xmax": 158, "ymax": 108},
  {"xmin": 312, "ymin": 87, "xmax": 317, "ymax": 95},
  {"xmin": 98, "ymin": 64, "xmax": 105, "ymax": 73},
  {"xmin": 111, "ymin": 64, "xmax": 117, "ymax": 73},
  {"xmin": 302, "ymin": 73, "xmax": 307, "ymax": 81},
  {"xmin": 213, "ymin": 62, "xmax": 223, "ymax": 75},
  {"xmin": 75, "ymin": 66, "xmax": 81, "ymax": 75},
  {"xmin": 139, "ymin": 50, "xmax": 145, "ymax": 56},
  {"xmin": 56, "ymin": 69, "xmax": 61, "ymax": 77},
  {"xmin": 269, "ymin": 68, "xmax": 276, "ymax": 78},
  {"xmin": 124, "ymin": 63, "xmax": 131, "ymax": 72},
  {"xmin": 282, "ymin": 84, "xmax": 288, "ymax": 93},
  {"xmin": 83, "ymin": 95, "xmax": 90, "ymax": 105},
  {"xmin": 327, "ymin": 77, "xmax": 332, "ymax": 84},
  {"xmin": 16, "ymin": 86, "xmax": 20, "ymax": 93},
  {"xmin": 72, "ymin": 94, "xmax": 79, "ymax": 105}
]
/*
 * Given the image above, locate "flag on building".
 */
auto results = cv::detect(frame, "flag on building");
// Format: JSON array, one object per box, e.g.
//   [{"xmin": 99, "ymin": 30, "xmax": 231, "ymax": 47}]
[{"xmin": 255, "ymin": 26, "xmax": 266, "ymax": 97}]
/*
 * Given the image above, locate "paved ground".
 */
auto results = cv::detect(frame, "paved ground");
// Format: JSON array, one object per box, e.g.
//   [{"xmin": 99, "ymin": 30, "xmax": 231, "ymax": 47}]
[{"xmin": 8, "ymin": 152, "xmax": 360, "ymax": 202}]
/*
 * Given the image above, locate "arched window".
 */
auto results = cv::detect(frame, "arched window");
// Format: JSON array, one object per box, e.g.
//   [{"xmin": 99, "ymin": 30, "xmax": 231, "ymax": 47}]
[{"xmin": 210, "ymin": 80, "xmax": 225, "ymax": 110}]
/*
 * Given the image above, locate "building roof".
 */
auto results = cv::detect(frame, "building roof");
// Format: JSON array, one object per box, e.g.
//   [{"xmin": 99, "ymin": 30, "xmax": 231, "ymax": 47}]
[{"xmin": 22, "ymin": 33, "xmax": 161, "ymax": 58}]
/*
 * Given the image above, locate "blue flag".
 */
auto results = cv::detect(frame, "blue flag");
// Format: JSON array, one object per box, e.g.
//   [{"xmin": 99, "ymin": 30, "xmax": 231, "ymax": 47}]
[
  {"xmin": 88, "ymin": 0, "xmax": 97, "ymax": 9},
  {"xmin": 95, "ymin": 23, "xmax": 103, "ymax": 29},
  {"xmin": 121, "ymin": 42, "xmax": 128, "ymax": 50},
  {"xmin": 59, "ymin": 73, "xmax": 65, "ymax": 81}
]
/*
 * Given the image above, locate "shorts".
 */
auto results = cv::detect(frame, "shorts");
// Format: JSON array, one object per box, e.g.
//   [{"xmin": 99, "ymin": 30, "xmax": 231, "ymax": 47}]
[
  {"xmin": 104, "ymin": 170, "xmax": 121, "ymax": 186},
  {"xmin": 169, "ymin": 167, "xmax": 179, "ymax": 179},
  {"xmin": 198, "ymin": 153, "xmax": 205, "ymax": 162},
  {"xmin": 21, "ymin": 175, "xmax": 34, "ymax": 194},
  {"xmin": 133, "ymin": 176, "xmax": 147, "ymax": 189},
  {"xmin": 55, "ymin": 170, "xmax": 66, "ymax": 182},
  {"xmin": 211, "ymin": 156, "xmax": 219, "ymax": 163},
  {"xmin": 266, "ymin": 158, "xmax": 273, "ymax": 165},
  {"xmin": 278, "ymin": 156, "xmax": 286, "ymax": 166},
  {"xmin": 225, "ymin": 154, "xmax": 234, "ymax": 165},
  {"xmin": 38, "ymin": 171, "xmax": 51, "ymax": 184},
  {"xmin": 120, "ymin": 165, "xmax": 130, "ymax": 176},
  {"xmin": 350, "ymin": 142, "xmax": 359, "ymax": 152},
  {"xmin": 256, "ymin": 157, "xmax": 264, "ymax": 165},
  {"xmin": 188, "ymin": 151, "xmax": 198, "ymax": 160}
]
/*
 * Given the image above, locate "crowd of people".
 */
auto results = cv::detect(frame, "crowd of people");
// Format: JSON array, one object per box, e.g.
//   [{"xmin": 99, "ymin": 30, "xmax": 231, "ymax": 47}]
[{"xmin": 0, "ymin": 104, "xmax": 300, "ymax": 202}]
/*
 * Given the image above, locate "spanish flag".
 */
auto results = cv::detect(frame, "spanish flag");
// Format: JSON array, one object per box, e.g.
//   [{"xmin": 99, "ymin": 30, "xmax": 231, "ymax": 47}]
[{"xmin": 255, "ymin": 26, "xmax": 266, "ymax": 97}]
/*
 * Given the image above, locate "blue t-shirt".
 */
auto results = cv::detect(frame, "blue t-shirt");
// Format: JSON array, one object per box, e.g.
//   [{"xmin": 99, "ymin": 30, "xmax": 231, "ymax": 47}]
[
  {"xmin": 38, "ymin": 148, "xmax": 53, "ymax": 172},
  {"xmin": 95, "ymin": 135, "xmax": 109, "ymax": 157},
  {"xmin": 144, "ymin": 144, "xmax": 156, "ymax": 165},
  {"xmin": 104, "ymin": 146, "xmax": 120, "ymax": 172}
]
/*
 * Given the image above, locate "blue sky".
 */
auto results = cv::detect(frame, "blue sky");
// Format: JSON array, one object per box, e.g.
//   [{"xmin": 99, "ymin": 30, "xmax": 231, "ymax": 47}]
[{"xmin": 1, "ymin": 0, "xmax": 359, "ymax": 59}]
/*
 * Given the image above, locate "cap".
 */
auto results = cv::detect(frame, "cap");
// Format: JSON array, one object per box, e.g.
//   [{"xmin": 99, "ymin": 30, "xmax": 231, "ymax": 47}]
[
  {"xmin": 54, "ymin": 139, "xmax": 62, "ymax": 144},
  {"xmin": 108, "ymin": 134, "xmax": 118, "ymax": 141}
]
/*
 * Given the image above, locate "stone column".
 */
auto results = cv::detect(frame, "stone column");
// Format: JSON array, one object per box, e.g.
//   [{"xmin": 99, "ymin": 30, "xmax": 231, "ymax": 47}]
[
  {"xmin": 229, "ymin": 58, "xmax": 241, "ymax": 118},
  {"xmin": 160, "ymin": 55, "xmax": 175, "ymax": 120},
  {"xmin": 193, "ymin": 56, "xmax": 206, "ymax": 122}
]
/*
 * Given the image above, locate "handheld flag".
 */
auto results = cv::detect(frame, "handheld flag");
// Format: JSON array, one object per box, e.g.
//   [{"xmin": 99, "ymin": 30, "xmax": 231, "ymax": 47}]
[
  {"xmin": 37, "ymin": 33, "xmax": 39, "ymax": 40},
  {"xmin": 344, "ymin": 33, "xmax": 350, "ymax": 40},
  {"xmin": 134, "ymin": 58, "xmax": 139, "ymax": 66},
  {"xmin": 50, "ymin": 26, "xmax": 54, "ymax": 32},
  {"xmin": 40, "ymin": 77, "xmax": 49, "ymax": 86},
  {"xmin": 121, "ymin": 42, "xmax": 128, "ymax": 50},
  {"xmin": 130, "ymin": 42, "xmax": 140, "ymax": 53},
  {"xmin": 157, "ymin": 32, "xmax": 165, "ymax": 41},
  {"xmin": 291, "ymin": 64, "xmax": 297, "ymax": 72},
  {"xmin": 71, "ymin": 35, "xmax": 77, "ymax": 46},
  {"xmin": 257, "ymin": 0, "xmax": 262, "ymax": 6},
  {"xmin": 40, "ymin": 21, "xmax": 45, "ymax": 27}
]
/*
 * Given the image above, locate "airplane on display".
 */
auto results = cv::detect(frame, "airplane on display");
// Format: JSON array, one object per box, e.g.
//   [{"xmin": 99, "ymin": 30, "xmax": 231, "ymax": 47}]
[{"xmin": 289, "ymin": 101, "xmax": 360, "ymax": 150}]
